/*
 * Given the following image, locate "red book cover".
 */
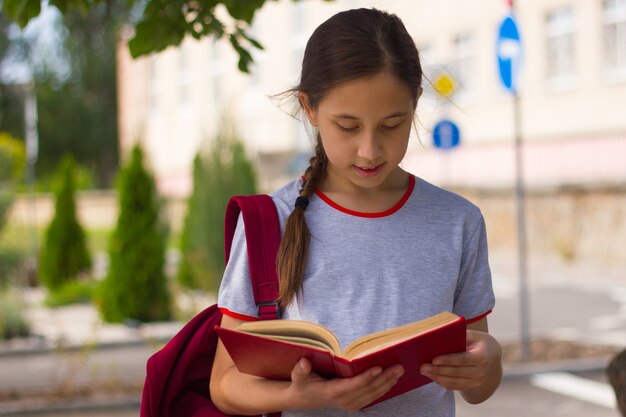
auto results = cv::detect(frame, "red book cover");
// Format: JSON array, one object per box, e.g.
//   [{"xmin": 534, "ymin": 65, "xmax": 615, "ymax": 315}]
[{"xmin": 216, "ymin": 314, "xmax": 466, "ymax": 407}]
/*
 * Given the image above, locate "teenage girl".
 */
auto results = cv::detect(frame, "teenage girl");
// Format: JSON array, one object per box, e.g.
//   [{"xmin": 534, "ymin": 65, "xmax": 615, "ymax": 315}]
[{"xmin": 211, "ymin": 8, "xmax": 502, "ymax": 417}]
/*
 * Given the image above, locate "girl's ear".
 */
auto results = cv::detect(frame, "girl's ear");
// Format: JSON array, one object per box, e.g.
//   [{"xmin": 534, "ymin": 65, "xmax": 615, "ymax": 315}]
[
  {"xmin": 417, "ymin": 86, "xmax": 424, "ymax": 100},
  {"xmin": 299, "ymin": 92, "xmax": 319, "ymax": 127},
  {"xmin": 414, "ymin": 87, "xmax": 424, "ymax": 109}
]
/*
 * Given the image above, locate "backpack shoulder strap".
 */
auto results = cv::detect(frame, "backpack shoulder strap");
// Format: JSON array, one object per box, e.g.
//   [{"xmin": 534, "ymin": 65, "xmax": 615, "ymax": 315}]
[{"xmin": 224, "ymin": 194, "xmax": 281, "ymax": 320}]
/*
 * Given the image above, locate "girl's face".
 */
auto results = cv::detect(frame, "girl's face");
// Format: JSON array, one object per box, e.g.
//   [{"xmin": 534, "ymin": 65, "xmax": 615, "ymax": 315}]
[{"xmin": 302, "ymin": 71, "xmax": 416, "ymax": 195}]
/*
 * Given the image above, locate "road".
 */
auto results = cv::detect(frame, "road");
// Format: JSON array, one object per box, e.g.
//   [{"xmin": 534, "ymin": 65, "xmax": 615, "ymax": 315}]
[{"xmin": 488, "ymin": 255, "xmax": 626, "ymax": 347}]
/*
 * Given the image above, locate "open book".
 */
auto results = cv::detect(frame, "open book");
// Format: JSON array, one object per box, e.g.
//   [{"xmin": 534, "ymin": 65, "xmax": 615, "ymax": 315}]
[{"xmin": 216, "ymin": 311, "xmax": 466, "ymax": 407}]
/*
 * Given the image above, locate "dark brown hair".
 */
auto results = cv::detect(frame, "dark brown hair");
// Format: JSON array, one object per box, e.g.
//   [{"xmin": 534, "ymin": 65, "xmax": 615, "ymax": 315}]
[{"xmin": 276, "ymin": 8, "xmax": 423, "ymax": 307}]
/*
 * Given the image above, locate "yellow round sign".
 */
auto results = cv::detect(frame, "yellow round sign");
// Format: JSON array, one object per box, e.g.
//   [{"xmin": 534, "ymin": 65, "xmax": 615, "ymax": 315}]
[{"xmin": 433, "ymin": 73, "xmax": 457, "ymax": 98}]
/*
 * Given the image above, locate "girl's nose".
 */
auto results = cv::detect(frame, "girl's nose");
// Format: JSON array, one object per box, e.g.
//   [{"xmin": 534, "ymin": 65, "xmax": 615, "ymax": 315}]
[{"xmin": 357, "ymin": 132, "xmax": 382, "ymax": 161}]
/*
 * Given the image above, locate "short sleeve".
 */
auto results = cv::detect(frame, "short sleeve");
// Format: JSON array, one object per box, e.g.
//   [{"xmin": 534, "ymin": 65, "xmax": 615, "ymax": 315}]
[
  {"xmin": 217, "ymin": 214, "xmax": 258, "ymax": 320},
  {"xmin": 453, "ymin": 214, "xmax": 495, "ymax": 322}
]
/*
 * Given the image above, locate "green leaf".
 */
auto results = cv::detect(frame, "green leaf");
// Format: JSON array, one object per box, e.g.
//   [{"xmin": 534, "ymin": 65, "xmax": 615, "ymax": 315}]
[
  {"xmin": 229, "ymin": 34, "xmax": 253, "ymax": 73},
  {"xmin": 3, "ymin": 0, "xmax": 41, "ymax": 28},
  {"xmin": 207, "ymin": 15, "xmax": 225, "ymax": 38},
  {"xmin": 129, "ymin": 16, "xmax": 186, "ymax": 58},
  {"xmin": 49, "ymin": 0, "xmax": 91, "ymax": 15},
  {"xmin": 189, "ymin": 9, "xmax": 223, "ymax": 38},
  {"xmin": 222, "ymin": 0, "xmax": 266, "ymax": 24},
  {"xmin": 236, "ymin": 26, "xmax": 264, "ymax": 50}
]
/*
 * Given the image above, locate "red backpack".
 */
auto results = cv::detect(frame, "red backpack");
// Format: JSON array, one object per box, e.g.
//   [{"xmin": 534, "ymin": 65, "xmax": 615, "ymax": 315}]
[{"xmin": 140, "ymin": 195, "xmax": 282, "ymax": 417}]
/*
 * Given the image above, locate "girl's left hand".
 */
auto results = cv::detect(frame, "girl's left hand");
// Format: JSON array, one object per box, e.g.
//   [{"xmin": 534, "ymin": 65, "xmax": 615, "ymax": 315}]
[{"xmin": 419, "ymin": 330, "xmax": 502, "ymax": 401}]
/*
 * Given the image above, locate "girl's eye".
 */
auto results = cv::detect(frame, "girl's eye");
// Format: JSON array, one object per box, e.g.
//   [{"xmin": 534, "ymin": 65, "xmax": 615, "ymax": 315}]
[
  {"xmin": 381, "ymin": 124, "xmax": 401, "ymax": 130},
  {"xmin": 337, "ymin": 124, "xmax": 358, "ymax": 133}
]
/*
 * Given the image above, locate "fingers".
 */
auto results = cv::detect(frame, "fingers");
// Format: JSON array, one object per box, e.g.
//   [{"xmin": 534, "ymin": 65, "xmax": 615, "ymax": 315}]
[
  {"xmin": 421, "ymin": 361, "xmax": 484, "ymax": 387},
  {"xmin": 420, "ymin": 330, "xmax": 502, "ymax": 392},
  {"xmin": 422, "ymin": 370, "xmax": 476, "ymax": 390},
  {"xmin": 352, "ymin": 365, "xmax": 404, "ymax": 399},
  {"xmin": 291, "ymin": 358, "xmax": 311, "ymax": 379},
  {"xmin": 326, "ymin": 365, "xmax": 404, "ymax": 412},
  {"xmin": 289, "ymin": 359, "xmax": 405, "ymax": 412}
]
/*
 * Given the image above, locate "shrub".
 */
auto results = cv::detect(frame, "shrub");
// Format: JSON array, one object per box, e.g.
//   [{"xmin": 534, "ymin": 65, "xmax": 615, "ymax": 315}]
[
  {"xmin": 0, "ymin": 247, "xmax": 25, "ymax": 289},
  {"xmin": 175, "ymin": 155, "xmax": 208, "ymax": 290},
  {"xmin": 0, "ymin": 132, "xmax": 25, "ymax": 233},
  {"xmin": 45, "ymin": 280, "xmax": 95, "ymax": 308},
  {"xmin": 98, "ymin": 145, "xmax": 171, "ymax": 323},
  {"xmin": 0, "ymin": 191, "xmax": 12, "ymax": 234},
  {"xmin": 0, "ymin": 132, "xmax": 26, "ymax": 184},
  {"xmin": 35, "ymin": 163, "xmax": 95, "ymax": 193},
  {"xmin": 0, "ymin": 287, "xmax": 30, "ymax": 340},
  {"xmin": 39, "ymin": 155, "xmax": 92, "ymax": 290},
  {"xmin": 177, "ymin": 131, "xmax": 257, "ymax": 292}
]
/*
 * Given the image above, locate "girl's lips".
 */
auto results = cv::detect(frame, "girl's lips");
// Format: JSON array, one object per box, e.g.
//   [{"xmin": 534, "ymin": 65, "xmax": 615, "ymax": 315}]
[{"xmin": 354, "ymin": 163, "xmax": 384, "ymax": 177}]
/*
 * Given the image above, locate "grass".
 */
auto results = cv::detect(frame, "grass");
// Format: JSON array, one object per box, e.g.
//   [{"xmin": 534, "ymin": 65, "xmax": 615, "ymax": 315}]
[
  {"xmin": 0, "ymin": 287, "xmax": 31, "ymax": 339},
  {"xmin": 0, "ymin": 223, "xmax": 41, "ymax": 252},
  {"xmin": 0, "ymin": 222, "xmax": 181, "ymax": 255},
  {"xmin": 0, "ymin": 223, "xmax": 110, "ymax": 254},
  {"xmin": 1, "ymin": 221, "xmax": 181, "ymax": 306}
]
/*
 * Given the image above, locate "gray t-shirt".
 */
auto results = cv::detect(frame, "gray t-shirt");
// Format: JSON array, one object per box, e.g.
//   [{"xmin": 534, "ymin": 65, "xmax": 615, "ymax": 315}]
[{"xmin": 218, "ymin": 175, "xmax": 495, "ymax": 417}]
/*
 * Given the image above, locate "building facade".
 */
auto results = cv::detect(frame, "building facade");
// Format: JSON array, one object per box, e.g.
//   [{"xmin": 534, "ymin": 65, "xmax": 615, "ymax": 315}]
[{"xmin": 117, "ymin": 0, "xmax": 626, "ymax": 197}]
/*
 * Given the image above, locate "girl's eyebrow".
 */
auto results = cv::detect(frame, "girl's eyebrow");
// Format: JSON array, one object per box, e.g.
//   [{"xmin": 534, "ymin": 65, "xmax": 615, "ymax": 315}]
[{"xmin": 332, "ymin": 111, "xmax": 409, "ymax": 120}]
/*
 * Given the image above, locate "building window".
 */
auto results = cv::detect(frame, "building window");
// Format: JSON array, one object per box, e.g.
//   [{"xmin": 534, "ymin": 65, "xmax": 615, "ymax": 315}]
[
  {"xmin": 545, "ymin": 6, "xmax": 576, "ymax": 90},
  {"xmin": 208, "ymin": 40, "xmax": 224, "ymax": 108},
  {"xmin": 418, "ymin": 43, "xmax": 434, "ymax": 66},
  {"xmin": 147, "ymin": 56, "xmax": 159, "ymax": 114},
  {"xmin": 290, "ymin": 1, "xmax": 308, "ymax": 83},
  {"xmin": 416, "ymin": 43, "xmax": 439, "ymax": 99},
  {"xmin": 179, "ymin": 45, "xmax": 190, "ymax": 107},
  {"xmin": 292, "ymin": 1, "xmax": 305, "ymax": 36},
  {"xmin": 603, "ymin": 0, "xmax": 626, "ymax": 79},
  {"xmin": 248, "ymin": 24, "xmax": 263, "ymax": 87},
  {"xmin": 450, "ymin": 33, "xmax": 475, "ymax": 96}
]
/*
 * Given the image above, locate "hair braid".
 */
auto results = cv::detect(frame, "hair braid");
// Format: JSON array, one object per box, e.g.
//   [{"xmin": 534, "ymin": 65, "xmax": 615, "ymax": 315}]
[{"xmin": 276, "ymin": 137, "xmax": 327, "ymax": 307}]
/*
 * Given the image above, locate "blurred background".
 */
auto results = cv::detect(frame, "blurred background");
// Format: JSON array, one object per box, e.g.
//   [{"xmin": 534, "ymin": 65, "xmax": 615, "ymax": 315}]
[{"xmin": 0, "ymin": 0, "xmax": 624, "ymax": 416}]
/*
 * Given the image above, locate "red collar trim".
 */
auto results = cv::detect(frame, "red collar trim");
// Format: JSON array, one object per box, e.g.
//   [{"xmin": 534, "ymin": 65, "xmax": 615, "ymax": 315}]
[{"xmin": 313, "ymin": 175, "xmax": 415, "ymax": 218}]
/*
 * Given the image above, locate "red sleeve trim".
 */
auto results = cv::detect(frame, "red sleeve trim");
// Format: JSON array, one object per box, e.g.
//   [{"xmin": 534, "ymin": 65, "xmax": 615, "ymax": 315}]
[
  {"xmin": 465, "ymin": 309, "xmax": 492, "ymax": 324},
  {"xmin": 219, "ymin": 307, "xmax": 258, "ymax": 322}
]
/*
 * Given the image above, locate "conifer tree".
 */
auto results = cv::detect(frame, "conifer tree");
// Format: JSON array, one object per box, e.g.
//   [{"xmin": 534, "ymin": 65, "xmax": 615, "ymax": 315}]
[
  {"xmin": 99, "ymin": 145, "xmax": 171, "ymax": 322},
  {"xmin": 175, "ymin": 154, "xmax": 208, "ymax": 289},
  {"xmin": 177, "ymin": 131, "xmax": 257, "ymax": 292},
  {"xmin": 39, "ymin": 155, "xmax": 91, "ymax": 290}
]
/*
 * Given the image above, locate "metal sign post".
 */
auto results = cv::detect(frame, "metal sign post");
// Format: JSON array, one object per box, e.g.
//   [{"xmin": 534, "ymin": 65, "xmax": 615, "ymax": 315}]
[
  {"xmin": 497, "ymin": 5, "xmax": 530, "ymax": 361},
  {"xmin": 24, "ymin": 81, "xmax": 39, "ymax": 282}
]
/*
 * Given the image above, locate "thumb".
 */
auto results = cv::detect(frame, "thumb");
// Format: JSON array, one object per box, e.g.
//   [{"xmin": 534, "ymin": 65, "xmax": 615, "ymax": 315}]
[{"xmin": 291, "ymin": 358, "xmax": 312, "ymax": 382}]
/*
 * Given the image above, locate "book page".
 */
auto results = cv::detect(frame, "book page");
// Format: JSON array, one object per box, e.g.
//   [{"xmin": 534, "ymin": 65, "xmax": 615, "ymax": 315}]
[
  {"xmin": 257, "ymin": 334, "xmax": 335, "ymax": 352},
  {"xmin": 237, "ymin": 319, "xmax": 342, "ymax": 355},
  {"xmin": 343, "ymin": 312, "xmax": 460, "ymax": 359}
]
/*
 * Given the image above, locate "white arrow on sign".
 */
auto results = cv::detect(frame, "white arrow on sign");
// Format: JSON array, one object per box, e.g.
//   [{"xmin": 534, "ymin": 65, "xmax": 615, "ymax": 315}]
[{"xmin": 498, "ymin": 38, "xmax": 521, "ymax": 60}]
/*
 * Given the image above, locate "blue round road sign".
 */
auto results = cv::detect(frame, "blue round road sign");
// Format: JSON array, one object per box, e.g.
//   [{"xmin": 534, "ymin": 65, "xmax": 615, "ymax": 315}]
[
  {"xmin": 433, "ymin": 119, "xmax": 460, "ymax": 150},
  {"xmin": 497, "ymin": 14, "xmax": 522, "ymax": 93}
]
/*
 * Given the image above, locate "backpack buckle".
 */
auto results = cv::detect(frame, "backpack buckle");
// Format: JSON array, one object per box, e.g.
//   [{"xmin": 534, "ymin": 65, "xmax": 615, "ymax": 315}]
[{"xmin": 258, "ymin": 301, "xmax": 281, "ymax": 320}]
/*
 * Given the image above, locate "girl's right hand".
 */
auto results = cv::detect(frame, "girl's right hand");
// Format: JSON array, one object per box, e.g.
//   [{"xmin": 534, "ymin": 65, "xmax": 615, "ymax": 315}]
[{"xmin": 286, "ymin": 358, "xmax": 405, "ymax": 412}]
